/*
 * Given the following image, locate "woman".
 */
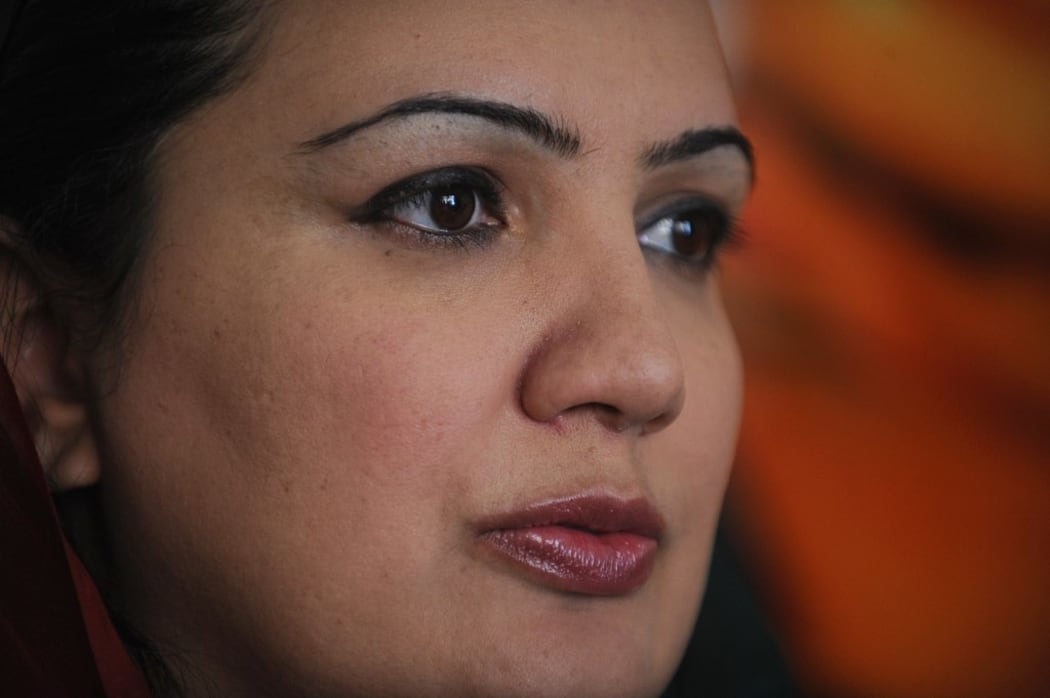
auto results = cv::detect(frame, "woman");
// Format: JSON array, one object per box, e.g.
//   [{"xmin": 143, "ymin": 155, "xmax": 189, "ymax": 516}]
[{"xmin": 0, "ymin": 1, "xmax": 753, "ymax": 695}]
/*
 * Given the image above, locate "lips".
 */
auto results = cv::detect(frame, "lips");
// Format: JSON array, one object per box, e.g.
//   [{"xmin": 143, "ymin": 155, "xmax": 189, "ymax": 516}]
[{"xmin": 474, "ymin": 495, "xmax": 665, "ymax": 596}]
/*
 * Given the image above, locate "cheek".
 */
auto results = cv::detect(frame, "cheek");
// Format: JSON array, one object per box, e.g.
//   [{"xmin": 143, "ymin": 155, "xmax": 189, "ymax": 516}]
[
  {"xmin": 271, "ymin": 314, "xmax": 509, "ymax": 521},
  {"xmin": 652, "ymin": 290, "xmax": 742, "ymax": 565},
  {"xmin": 659, "ymin": 279, "xmax": 743, "ymax": 482},
  {"xmin": 171, "ymin": 304, "xmax": 502, "ymax": 520},
  {"xmin": 95, "ymin": 254, "xmax": 516, "ymax": 613},
  {"xmin": 665, "ymin": 345, "xmax": 741, "ymax": 535}
]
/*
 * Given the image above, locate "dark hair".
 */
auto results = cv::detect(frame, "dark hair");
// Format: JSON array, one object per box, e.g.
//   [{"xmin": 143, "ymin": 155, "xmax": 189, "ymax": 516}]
[
  {"xmin": 0, "ymin": 0, "xmax": 271, "ymax": 348},
  {"xmin": 0, "ymin": 2, "xmax": 274, "ymax": 693}
]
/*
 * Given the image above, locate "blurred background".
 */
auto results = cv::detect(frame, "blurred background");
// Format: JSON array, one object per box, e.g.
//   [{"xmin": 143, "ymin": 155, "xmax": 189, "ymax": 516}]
[{"xmin": 707, "ymin": 2, "xmax": 1050, "ymax": 696}]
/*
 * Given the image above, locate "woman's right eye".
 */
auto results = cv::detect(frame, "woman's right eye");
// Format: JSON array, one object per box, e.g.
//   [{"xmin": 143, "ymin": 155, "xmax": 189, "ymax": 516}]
[
  {"xmin": 387, "ymin": 184, "xmax": 496, "ymax": 234},
  {"xmin": 350, "ymin": 167, "xmax": 507, "ymax": 244}
]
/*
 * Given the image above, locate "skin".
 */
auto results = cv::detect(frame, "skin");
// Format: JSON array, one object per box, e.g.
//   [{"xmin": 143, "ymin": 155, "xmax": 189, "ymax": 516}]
[{"xmin": 77, "ymin": 2, "xmax": 749, "ymax": 696}]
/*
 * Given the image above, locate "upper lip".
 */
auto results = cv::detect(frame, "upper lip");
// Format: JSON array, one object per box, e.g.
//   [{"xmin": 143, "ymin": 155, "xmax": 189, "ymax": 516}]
[{"xmin": 474, "ymin": 493, "xmax": 666, "ymax": 540}]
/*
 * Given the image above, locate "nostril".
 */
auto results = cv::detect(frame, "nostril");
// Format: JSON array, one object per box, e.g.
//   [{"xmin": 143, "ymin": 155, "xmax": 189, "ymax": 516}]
[
  {"xmin": 639, "ymin": 384, "xmax": 686, "ymax": 436},
  {"xmin": 543, "ymin": 380, "xmax": 685, "ymax": 436},
  {"xmin": 585, "ymin": 403, "xmax": 633, "ymax": 434}
]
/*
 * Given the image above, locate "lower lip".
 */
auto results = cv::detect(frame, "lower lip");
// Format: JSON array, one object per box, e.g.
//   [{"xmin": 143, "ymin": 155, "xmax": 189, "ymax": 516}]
[{"xmin": 477, "ymin": 526, "xmax": 658, "ymax": 596}]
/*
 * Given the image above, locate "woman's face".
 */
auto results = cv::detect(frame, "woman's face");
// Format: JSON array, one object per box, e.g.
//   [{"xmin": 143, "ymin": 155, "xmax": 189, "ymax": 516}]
[{"xmin": 91, "ymin": 2, "xmax": 749, "ymax": 696}]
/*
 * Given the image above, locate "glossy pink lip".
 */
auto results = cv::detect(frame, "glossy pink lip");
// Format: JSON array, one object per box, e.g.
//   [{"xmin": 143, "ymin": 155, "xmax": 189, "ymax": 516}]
[{"xmin": 474, "ymin": 495, "xmax": 665, "ymax": 596}]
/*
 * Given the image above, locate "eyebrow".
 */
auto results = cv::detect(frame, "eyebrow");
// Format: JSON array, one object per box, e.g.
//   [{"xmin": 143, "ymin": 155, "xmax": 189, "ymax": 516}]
[
  {"xmin": 298, "ymin": 93, "xmax": 581, "ymax": 158},
  {"xmin": 297, "ymin": 93, "xmax": 754, "ymax": 178},
  {"xmin": 641, "ymin": 127, "xmax": 754, "ymax": 177}
]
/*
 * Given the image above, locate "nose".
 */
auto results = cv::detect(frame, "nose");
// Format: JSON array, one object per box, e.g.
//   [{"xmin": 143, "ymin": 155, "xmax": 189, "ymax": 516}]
[{"xmin": 519, "ymin": 242, "xmax": 686, "ymax": 436}]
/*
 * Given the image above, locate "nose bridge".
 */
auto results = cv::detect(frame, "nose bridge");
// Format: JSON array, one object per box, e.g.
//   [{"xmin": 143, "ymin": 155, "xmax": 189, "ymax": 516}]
[
  {"xmin": 519, "ymin": 206, "xmax": 686, "ymax": 435},
  {"xmin": 581, "ymin": 235, "xmax": 681, "ymax": 381}
]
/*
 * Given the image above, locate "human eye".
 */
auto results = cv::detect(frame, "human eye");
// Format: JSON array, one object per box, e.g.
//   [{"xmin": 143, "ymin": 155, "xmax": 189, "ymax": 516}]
[
  {"xmin": 348, "ymin": 166, "xmax": 507, "ymax": 247},
  {"xmin": 637, "ymin": 197, "xmax": 737, "ymax": 271}
]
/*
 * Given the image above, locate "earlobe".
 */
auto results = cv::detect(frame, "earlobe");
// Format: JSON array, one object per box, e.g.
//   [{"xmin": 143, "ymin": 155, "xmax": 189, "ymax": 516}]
[
  {"xmin": 0, "ymin": 225, "xmax": 101, "ymax": 492},
  {"xmin": 32, "ymin": 394, "xmax": 101, "ymax": 492}
]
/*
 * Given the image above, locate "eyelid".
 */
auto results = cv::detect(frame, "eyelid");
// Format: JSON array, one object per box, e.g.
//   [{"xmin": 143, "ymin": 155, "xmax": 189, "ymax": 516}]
[{"xmin": 636, "ymin": 194, "xmax": 728, "ymax": 231}]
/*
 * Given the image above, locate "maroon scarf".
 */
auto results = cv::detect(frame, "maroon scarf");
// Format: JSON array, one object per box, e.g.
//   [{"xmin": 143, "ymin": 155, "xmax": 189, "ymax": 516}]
[{"xmin": 0, "ymin": 362, "xmax": 150, "ymax": 696}]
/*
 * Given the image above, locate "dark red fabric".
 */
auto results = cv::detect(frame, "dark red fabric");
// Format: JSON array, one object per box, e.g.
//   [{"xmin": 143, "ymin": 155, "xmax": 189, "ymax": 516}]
[{"xmin": 0, "ymin": 362, "xmax": 150, "ymax": 697}]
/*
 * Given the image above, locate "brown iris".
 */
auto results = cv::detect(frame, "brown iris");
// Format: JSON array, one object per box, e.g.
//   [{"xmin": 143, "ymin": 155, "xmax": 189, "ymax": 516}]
[
  {"xmin": 429, "ymin": 185, "xmax": 476, "ymax": 231},
  {"xmin": 671, "ymin": 208, "xmax": 722, "ymax": 259}
]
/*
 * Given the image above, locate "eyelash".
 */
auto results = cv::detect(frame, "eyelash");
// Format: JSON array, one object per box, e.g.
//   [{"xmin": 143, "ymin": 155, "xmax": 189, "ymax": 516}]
[{"xmin": 349, "ymin": 166, "xmax": 738, "ymax": 269}]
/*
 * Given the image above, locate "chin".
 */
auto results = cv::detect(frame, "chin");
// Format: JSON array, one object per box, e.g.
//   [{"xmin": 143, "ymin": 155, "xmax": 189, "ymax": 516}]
[
  {"xmin": 433, "ymin": 592, "xmax": 687, "ymax": 698},
  {"xmin": 423, "ymin": 645, "xmax": 672, "ymax": 698}
]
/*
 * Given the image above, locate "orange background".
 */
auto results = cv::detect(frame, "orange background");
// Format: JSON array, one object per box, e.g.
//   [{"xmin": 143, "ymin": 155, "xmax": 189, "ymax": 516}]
[{"xmin": 717, "ymin": 2, "xmax": 1050, "ymax": 696}]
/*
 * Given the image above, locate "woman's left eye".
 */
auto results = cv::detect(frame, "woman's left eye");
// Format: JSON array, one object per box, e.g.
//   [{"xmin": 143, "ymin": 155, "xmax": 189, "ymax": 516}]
[{"xmin": 637, "ymin": 200, "xmax": 734, "ymax": 268}]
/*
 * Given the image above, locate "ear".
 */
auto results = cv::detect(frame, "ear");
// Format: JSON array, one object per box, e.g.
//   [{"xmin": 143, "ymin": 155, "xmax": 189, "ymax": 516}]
[{"xmin": 0, "ymin": 221, "xmax": 100, "ymax": 492}]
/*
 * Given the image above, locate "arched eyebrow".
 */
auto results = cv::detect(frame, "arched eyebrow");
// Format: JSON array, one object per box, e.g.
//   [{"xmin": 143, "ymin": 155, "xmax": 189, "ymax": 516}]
[
  {"xmin": 298, "ymin": 93, "xmax": 581, "ymax": 158},
  {"xmin": 297, "ymin": 93, "xmax": 754, "ymax": 179},
  {"xmin": 641, "ymin": 127, "xmax": 754, "ymax": 178}
]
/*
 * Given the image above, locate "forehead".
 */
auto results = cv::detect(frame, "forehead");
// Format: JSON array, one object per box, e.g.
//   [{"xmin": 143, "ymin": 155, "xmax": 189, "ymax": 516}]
[{"xmin": 242, "ymin": 0, "xmax": 735, "ymax": 149}]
